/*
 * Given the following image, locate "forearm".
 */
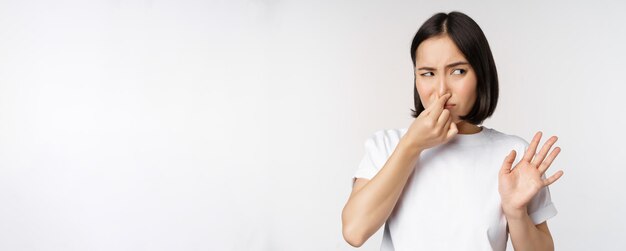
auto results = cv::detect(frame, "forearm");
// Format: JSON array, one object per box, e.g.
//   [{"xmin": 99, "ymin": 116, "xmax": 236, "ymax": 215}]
[
  {"xmin": 505, "ymin": 209, "xmax": 554, "ymax": 251},
  {"xmin": 342, "ymin": 140, "xmax": 421, "ymax": 245}
]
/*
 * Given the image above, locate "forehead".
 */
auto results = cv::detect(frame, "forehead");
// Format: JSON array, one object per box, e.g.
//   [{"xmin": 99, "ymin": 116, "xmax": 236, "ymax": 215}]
[{"xmin": 416, "ymin": 35, "xmax": 467, "ymax": 65}]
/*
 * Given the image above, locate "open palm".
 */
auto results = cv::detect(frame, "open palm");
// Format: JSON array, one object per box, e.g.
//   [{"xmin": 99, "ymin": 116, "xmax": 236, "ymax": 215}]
[{"xmin": 498, "ymin": 131, "xmax": 564, "ymax": 213}]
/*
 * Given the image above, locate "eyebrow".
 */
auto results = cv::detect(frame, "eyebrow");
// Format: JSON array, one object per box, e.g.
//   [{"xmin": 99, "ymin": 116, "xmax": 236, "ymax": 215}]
[{"xmin": 416, "ymin": 61, "xmax": 469, "ymax": 71}]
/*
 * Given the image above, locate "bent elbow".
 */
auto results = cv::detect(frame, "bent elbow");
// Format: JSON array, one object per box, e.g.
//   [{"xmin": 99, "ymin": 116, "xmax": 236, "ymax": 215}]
[{"xmin": 342, "ymin": 224, "xmax": 365, "ymax": 247}]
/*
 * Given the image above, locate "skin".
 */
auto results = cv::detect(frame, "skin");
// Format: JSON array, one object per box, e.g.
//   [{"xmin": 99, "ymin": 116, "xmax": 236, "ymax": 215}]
[{"xmin": 414, "ymin": 34, "xmax": 564, "ymax": 250}]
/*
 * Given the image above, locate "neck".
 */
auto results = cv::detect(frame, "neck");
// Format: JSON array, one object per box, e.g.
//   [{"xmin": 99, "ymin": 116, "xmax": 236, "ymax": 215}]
[{"xmin": 456, "ymin": 121, "xmax": 482, "ymax": 135}]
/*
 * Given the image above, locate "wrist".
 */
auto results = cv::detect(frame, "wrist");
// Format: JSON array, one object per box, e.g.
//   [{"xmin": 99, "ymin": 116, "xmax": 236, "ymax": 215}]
[
  {"xmin": 502, "ymin": 205, "xmax": 528, "ymax": 220},
  {"xmin": 398, "ymin": 138, "xmax": 423, "ymax": 157}
]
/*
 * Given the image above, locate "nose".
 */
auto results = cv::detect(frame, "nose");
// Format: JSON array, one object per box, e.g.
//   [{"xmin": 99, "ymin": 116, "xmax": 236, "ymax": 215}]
[{"xmin": 437, "ymin": 77, "xmax": 450, "ymax": 97}]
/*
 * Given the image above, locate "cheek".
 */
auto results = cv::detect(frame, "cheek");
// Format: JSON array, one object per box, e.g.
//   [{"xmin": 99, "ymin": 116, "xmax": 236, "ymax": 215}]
[
  {"xmin": 461, "ymin": 86, "xmax": 476, "ymax": 101},
  {"xmin": 415, "ymin": 83, "xmax": 433, "ymax": 106},
  {"xmin": 458, "ymin": 80, "xmax": 478, "ymax": 109}
]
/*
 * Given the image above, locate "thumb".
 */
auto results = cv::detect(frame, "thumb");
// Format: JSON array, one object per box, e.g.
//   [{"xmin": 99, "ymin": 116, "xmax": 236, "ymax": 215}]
[{"xmin": 500, "ymin": 150, "xmax": 516, "ymax": 174}]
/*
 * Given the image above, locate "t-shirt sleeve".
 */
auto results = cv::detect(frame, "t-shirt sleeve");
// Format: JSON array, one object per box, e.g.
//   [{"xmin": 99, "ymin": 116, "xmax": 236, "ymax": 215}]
[
  {"xmin": 351, "ymin": 130, "xmax": 389, "ymax": 188},
  {"xmin": 516, "ymin": 140, "xmax": 558, "ymax": 225}
]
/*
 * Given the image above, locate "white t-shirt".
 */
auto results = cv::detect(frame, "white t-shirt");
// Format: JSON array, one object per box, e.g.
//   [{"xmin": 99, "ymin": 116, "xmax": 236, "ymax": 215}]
[{"xmin": 351, "ymin": 125, "xmax": 557, "ymax": 251}]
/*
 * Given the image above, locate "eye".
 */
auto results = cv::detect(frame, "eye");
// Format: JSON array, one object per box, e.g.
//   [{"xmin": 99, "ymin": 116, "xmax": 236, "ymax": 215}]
[
  {"xmin": 452, "ymin": 69, "xmax": 466, "ymax": 75},
  {"xmin": 420, "ymin": 72, "xmax": 434, "ymax": 77}
]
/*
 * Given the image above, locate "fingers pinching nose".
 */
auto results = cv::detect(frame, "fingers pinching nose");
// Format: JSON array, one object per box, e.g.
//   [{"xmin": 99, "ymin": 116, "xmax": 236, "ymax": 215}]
[
  {"xmin": 440, "ymin": 93, "xmax": 451, "ymax": 104},
  {"xmin": 429, "ymin": 93, "xmax": 451, "ymax": 107}
]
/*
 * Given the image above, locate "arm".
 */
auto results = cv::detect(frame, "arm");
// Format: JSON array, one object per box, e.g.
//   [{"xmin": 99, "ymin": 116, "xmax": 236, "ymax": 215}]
[
  {"xmin": 506, "ymin": 209, "xmax": 554, "ymax": 251},
  {"xmin": 342, "ymin": 93, "xmax": 457, "ymax": 247},
  {"xmin": 499, "ymin": 131, "xmax": 564, "ymax": 251},
  {"xmin": 341, "ymin": 140, "xmax": 421, "ymax": 247}
]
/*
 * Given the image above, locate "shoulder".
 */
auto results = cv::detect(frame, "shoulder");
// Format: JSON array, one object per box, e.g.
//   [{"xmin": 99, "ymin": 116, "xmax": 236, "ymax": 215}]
[
  {"xmin": 364, "ymin": 128, "xmax": 407, "ymax": 154},
  {"xmin": 368, "ymin": 128, "xmax": 407, "ymax": 141},
  {"xmin": 485, "ymin": 127, "xmax": 529, "ymax": 149}
]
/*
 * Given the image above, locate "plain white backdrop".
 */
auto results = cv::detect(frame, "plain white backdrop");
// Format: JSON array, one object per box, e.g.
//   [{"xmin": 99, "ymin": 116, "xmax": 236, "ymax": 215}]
[{"xmin": 0, "ymin": 0, "xmax": 625, "ymax": 250}]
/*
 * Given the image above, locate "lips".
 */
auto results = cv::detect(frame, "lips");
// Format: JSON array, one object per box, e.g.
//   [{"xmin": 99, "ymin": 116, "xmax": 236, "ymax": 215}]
[{"xmin": 444, "ymin": 103, "xmax": 456, "ymax": 108}]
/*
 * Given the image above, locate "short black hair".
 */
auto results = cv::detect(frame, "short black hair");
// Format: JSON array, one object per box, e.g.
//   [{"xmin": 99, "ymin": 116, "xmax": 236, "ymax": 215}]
[{"xmin": 409, "ymin": 11, "xmax": 498, "ymax": 125}]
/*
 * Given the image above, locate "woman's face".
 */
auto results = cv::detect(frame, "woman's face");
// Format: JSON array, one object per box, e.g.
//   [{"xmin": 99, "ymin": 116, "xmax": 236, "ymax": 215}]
[{"xmin": 414, "ymin": 35, "xmax": 477, "ymax": 123}]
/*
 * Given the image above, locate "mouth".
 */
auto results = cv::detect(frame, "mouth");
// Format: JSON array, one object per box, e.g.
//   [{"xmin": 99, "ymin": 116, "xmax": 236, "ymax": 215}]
[{"xmin": 444, "ymin": 103, "xmax": 456, "ymax": 109}]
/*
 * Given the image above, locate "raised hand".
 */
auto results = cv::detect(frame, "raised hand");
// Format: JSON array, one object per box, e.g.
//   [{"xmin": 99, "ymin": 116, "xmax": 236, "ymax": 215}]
[{"xmin": 498, "ymin": 131, "xmax": 564, "ymax": 216}]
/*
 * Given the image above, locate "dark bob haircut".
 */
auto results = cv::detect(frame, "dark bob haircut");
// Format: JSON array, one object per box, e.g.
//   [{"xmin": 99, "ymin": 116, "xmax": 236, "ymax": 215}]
[{"xmin": 409, "ymin": 11, "xmax": 498, "ymax": 125}]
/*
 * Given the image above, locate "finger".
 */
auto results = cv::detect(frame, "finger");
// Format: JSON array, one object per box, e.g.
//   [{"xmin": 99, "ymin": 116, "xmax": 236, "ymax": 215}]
[
  {"xmin": 442, "ymin": 114, "xmax": 452, "ymax": 131},
  {"xmin": 542, "ymin": 170, "xmax": 564, "ymax": 187},
  {"xmin": 420, "ymin": 98, "xmax": 436, "ymax": 117},
  {"xmin": 436, "ymin": 109, "xmax": 451, "ymax": 127},
  {"xmin": 500, "ymin": 150, "xmax": 516, "ymax": 174},
  {"xmin": 522, "ymin": 131, "xmax": 542, "ymax": 163},
  {"xmin": 442, "ymin": 115, "xmax": 452, "ymax": 139},
  {"xmin": 428, "ymin": 93, "xmax": 451, "ymax": 120},
  {"xmin": 538, "ymin": 146, "xmax": 561, "ymax": 175},
  {"xmin": 531, "ymin": 136, "xmax": 558, "ymax": 167},
  {"xmin": 446, "ymin": 121, "xmax": 458, "ymax": 139}
]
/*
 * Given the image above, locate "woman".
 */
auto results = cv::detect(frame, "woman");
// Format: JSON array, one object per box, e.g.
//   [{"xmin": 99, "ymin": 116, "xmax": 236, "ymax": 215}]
[{"xmin": 341, "ymin": 11, "xmax": 564, "ymax": 251}]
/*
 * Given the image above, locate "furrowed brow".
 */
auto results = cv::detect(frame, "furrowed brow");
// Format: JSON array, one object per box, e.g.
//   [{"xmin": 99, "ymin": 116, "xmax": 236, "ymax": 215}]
[{"xmin": 416, "ymin": 61, "xmax": 469, "ymax": 71}]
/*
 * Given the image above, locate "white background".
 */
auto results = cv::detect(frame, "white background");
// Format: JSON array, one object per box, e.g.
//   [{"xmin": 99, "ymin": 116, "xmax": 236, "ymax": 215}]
[{"xmin": 1, "ymin": 0, "xmax": 625, "ymax": 250}]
